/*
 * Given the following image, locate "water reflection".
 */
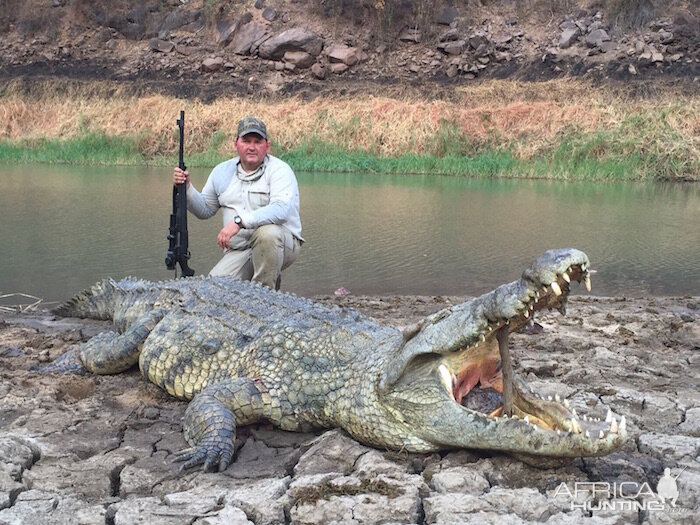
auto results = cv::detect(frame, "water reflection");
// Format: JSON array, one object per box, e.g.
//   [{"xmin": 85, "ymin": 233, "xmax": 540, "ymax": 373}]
[{"xmin": 1, "ymin": 164, "xmax": 698, "ymax": 303}]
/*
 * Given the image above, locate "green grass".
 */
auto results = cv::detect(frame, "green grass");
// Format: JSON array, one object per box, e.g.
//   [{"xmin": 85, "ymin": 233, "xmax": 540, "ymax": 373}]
[
  {"xmin": 0, "ymin": 128, "xmax": 694, "ymax": 181},
  {"xmin": 0, "ymin": 131, "xmax": 144, "ymax": 165}
]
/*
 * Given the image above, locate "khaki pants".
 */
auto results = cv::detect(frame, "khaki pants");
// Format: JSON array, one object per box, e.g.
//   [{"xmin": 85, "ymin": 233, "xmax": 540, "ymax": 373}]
[{"xmin": 209, "ymin": 224, "xmax": 301, "ymax": 289}]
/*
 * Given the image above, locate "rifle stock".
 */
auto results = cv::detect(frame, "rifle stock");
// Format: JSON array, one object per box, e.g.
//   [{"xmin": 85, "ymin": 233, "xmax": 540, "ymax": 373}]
[{"xmin": 165, "ymin": 110, "xmax": 195, "ymax": 277}]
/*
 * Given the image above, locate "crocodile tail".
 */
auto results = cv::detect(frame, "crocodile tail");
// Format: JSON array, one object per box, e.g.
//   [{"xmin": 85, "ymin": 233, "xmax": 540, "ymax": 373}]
[{"xmin": 52, "ymin": 278, "xmax": 117, "ymax": 320}]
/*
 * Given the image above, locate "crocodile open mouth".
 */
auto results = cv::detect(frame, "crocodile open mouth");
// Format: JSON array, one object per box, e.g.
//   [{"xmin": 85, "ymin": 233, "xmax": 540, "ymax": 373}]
[{"xmin": 437, "ymin": 260, "xmax": 626, "ymax": 441}]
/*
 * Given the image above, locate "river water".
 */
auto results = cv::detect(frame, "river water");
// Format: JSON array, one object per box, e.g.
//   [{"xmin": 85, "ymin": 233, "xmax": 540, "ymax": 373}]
[{"xmin": 1, "ymin": 164, "xmax": 698, "ymax": 304}]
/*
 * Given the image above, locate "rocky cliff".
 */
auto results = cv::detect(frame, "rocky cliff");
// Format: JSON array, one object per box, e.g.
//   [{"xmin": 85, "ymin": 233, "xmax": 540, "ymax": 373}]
[{"xmin": 1, "ymin": 0, "xmax": 697, "ymax": 99}]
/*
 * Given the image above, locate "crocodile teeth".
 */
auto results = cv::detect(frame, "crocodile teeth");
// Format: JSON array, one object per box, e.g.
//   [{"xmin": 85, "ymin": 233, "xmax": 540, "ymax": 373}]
[
  {"xmin": 563, "ymin": 399, "xmax": 570, "ymax": 408},
  {"xmin": 583, "ymin": 414, "xmax": 588, "ymax": 422},
  {"xmin": 562, "ymin": 273, "xmax": 571, "ymax": 283},
  {"xmin": 524, "ymin": 415, "xmax": 530, "ymax": 424},
  {"xmin": 571, "ymin": 418, "xmax": 582, "ymax": 434},
  {"xmin": 585, "ymin": 430, "xmax": 590, "ymax": 439},
  {"xmin": 605, "ymin": 409, "xmax": 612, "ymax": 423},
  {"xmin": 620, "ymin": 416, "xmax": 627, "ymax": 432},
  {"xmin": 584, "ymin": 274, "xmax": 592, "ymax": 292},
  {"xmin": 438, "ymin": 365, "xmax": 454, "ymax": 399},
  {"xmin": 548, "ymin": 395, "xmax": 553, "ymax": 401},
  {"xmin": 610, "ymin": 417, "xmax": 618, "ymax": 434},
  {"xmin": 479, "ymin": 334, "xmax": 485, "ymax": 342},
  {"xmin": 551, "ymin": 281, "xmax": 562, "ymax": 296},
  {"xmin": 555, "ymin": 394, "xmax": 561, "ymax": 402},
  {"xmin": 523, "ymin": 309, "xmax": 530, "ymax": 318},
  {"xmin": 599, "ymin": 430, "xmax": 605, "ymax": 439}
]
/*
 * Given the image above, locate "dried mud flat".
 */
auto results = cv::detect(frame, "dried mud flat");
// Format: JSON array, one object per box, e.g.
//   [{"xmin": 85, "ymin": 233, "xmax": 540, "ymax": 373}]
[{"xmin": 0, "ymin": 294, "xmax": 698, "ymax": 525}]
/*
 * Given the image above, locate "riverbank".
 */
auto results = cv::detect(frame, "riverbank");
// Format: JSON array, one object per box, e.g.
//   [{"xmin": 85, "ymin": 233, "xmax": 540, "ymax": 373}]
[
  {"xmin": 0, "ymin": 295, "xmax": 698, "ymax": 523},
  {"xmin": 1, "ymin": 78, "xmax": 698, "ymax": 181}
]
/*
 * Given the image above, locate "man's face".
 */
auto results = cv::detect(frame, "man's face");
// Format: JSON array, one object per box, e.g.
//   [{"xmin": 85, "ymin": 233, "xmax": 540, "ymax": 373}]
[{"xmin": 235, "ymin": 133, "xmax": 270, "ymax": 171}]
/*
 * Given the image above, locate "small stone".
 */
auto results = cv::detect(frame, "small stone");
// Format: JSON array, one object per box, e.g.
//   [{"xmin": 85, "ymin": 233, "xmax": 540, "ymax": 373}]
[
  {"xmin": 149, "ymin": 39, "xmax": 174, "ymax": 53},
  {"xmin": 201, "ymin": 56, "xmax": 224, "ymax": 72},
  {"xmin": 311, "ymin": 62, "xmax": 326, "ymax": 79},
  {"xmin": 330, "ymin": 62, "xmax": 350, "ymax": 75},
  {"xmin": 658, "ymin": 29, "xmax": 674, "ymax": 44},
  {"xmin": 262, "ymin": 7, "xmax": 276, "ymax": 21}
]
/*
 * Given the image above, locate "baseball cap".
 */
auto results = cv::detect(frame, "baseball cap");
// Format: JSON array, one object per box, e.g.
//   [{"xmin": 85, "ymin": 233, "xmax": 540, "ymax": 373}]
[{"xmin": 236, "ymin": 116, "xmax": 267, "ymax": 139}]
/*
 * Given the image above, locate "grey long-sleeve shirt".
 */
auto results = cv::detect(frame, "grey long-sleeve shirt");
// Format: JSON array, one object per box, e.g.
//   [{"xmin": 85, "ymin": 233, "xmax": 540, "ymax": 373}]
[{"xmin": 186, "ymin": 155, "xmax": 303, "ymax": 250}]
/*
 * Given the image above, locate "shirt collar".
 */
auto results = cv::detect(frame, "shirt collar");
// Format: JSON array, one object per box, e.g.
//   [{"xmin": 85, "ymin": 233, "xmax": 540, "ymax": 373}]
[{"xmin": 236, "ymin": 155, "xmax": 268, "ymax": 182}]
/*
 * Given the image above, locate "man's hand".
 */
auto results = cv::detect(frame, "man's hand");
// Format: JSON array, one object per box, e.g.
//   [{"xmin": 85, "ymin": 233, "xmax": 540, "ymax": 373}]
[
  {"xmin": 217, "ymin": 221, "xmax": 241, "ymax": 250},
  {"xmin": 173, "ymin": 167, "xmax": 190, "ymax": 187}
]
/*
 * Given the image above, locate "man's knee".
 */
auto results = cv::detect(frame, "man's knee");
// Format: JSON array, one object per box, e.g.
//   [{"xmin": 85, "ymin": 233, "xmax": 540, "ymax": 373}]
[{"xmin": 251, "ymin": 224, "xmax": 285, "ymax": 248}]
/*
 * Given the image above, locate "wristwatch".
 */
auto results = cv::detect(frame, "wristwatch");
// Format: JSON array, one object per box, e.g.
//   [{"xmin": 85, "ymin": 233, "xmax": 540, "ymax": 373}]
[{"xmin": 234, "ymin": 216, "xmax": 243, "ymax": 228}]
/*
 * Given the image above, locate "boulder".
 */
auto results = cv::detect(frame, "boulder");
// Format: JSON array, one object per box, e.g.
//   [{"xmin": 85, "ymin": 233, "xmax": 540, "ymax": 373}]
[
  {"xmin": 0, "ymin": 490, "xmax": 106, "ymax": 525},
  {"xmin": 216, "ymin": 18, "xmax": 240, "ymax": 47},
  {"xmin": 229, "ymin": 21, "xmax": 267, "ymax": 55},
  {"xmin": 435, "ymin": 6, "xmax": 459, "ymax": 26},
  {"xmin": 283, "ymin": 50, "xmax": 314, "ymax": 69},
  {"xmin": 326, "ymin": 44, "xmax": 360, "ymax": 66},
  {"xmin": 678, "ymin": 407, "xmax": 700, "ymax": 437},
  {"xmin": 437, "ymin": 40, "xmax": 465, "ymax": 55},
  {"xmin": 559, "ymin": 27, "xmax": 580, "ymax": 48},
  {"xmin": 638, "ymin": 433, "xmax": 699, "ymax": 465},
  {"xmin": 159, "ymin": 7, "xmax": 201, "ymax": 34},
  {"xmin": 599, "ymin": 41, "xmax": 617, "ymax": 53},
  {"xmin": 468, "ymin": 32, "xmax": 489, "ymax": 50},
  {"xmin": 585, "ymin": 28, "xmax": 610, "ymax": 48},
  {"xmin": 258, "ymin": 27, "xmax": 323, "ymax": 60}
]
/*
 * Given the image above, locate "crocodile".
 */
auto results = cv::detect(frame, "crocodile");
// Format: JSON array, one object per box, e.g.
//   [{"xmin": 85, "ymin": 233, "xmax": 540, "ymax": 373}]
[{"xmin": 45, "ymin": 248, "xmax": 627, "ymax": 471}]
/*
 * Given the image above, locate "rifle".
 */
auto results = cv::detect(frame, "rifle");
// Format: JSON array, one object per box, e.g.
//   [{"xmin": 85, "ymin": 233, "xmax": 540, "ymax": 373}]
[{"xmin": 165, "ymin": 110, "xmax": 195, "ymax": 277}]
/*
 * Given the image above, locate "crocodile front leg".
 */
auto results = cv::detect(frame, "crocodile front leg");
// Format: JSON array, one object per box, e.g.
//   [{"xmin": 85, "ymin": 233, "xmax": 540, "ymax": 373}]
[{"xmin": 175, "ymin": 377, "xmax": 289, "ymax": 472}]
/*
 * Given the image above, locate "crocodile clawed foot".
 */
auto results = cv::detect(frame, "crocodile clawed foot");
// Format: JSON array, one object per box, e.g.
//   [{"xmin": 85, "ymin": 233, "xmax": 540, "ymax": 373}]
[{"xmin": 174, "ymin": 440, "xmax": 234, "ymax": 472}]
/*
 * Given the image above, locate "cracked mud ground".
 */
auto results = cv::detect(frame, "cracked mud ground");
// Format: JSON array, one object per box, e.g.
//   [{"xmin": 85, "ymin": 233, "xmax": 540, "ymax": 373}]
[{"xmin": 0, "ymin": 295, "xmax": 698, "ymax": 524}]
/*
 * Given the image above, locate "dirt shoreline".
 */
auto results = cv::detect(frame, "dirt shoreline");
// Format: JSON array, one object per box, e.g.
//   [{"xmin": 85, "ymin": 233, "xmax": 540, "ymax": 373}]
[{"xmin": 0, "ymin": 294, "xmax": 698, "ymax": 524}]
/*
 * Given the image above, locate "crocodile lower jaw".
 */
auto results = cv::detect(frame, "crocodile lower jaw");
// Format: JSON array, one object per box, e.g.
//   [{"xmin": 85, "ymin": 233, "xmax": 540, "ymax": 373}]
[{"xmin": 437, "ymin": 259, "xmax": 627, "ymax": 446}]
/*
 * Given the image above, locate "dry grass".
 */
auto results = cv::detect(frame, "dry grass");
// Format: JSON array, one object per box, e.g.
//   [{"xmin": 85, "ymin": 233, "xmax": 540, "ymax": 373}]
[{"xmin": 0, "ymin": 78, "xmax": 697, "ymax": 167}]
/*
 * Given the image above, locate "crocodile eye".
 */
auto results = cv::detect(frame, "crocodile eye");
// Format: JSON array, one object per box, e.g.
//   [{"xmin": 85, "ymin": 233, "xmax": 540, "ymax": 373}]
[{"xmin": 201, "ymin": 338, "xmax": 221, "ymax": 355}]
